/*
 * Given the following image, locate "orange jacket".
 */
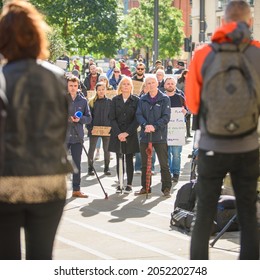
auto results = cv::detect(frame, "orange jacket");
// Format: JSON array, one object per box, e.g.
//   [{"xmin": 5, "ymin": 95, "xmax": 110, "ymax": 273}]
[{"xmin": 185, "ymin": 22, "xmax": 260, "ymax": 115}]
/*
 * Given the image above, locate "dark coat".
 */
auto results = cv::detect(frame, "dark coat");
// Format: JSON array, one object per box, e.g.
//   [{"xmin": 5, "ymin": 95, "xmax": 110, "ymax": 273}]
[
  {"xmin": 66, "ymin": 93, "xmax": 92, "ymax": 144},
  {"xmin": 109, "ymin": 74, "xmax": 122, "ymax": 90},
  {"xmin": 83, "ymin": 73, "xmax": 100, "ymax": 91},
  {"xmin": 0, "ymin": 74, "xmax": 7, "ymax": 175},
  {"xmin": 2, "ymin": 59, "xmax": 73, "ymax": 176},
  {"xmin": 108, "ymin": 94, "xmax": 140, "ymax": 154},
  {"xmin": 87, "ymin": 97, "xmax": 112, "ymax": 137},
  {"xmin": 136, "ymin": 90, "xmax": 171, "ymax": 144}
]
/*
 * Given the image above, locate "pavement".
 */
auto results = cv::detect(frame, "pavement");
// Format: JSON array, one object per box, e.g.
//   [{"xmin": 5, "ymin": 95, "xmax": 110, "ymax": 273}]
[{"xmin": 47, "ymin": 129, "xmax": 244, "ymax": 261}]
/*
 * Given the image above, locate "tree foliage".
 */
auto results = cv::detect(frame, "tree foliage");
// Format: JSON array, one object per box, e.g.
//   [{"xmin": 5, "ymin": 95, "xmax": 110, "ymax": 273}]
[
  {"xmin": 47, "ymin": 26, "xmax": 67, "ymax": 62},
  {"xmin": 30, "ymin": 0, "xmax": 123, "ymax": 57},
  {"xmin": 122, "ymin": 0, "xmax": 185, "ymax": 59}
]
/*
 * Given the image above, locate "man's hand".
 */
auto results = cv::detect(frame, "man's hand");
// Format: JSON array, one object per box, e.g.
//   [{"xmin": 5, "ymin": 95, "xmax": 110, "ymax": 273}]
[
  {"xmin": 71, "ymin": 116, "xmax": 80, "ymax": 123},
  {"xmin": 144, "ymin": 125, "xmax": 155, "ymax": 133}
]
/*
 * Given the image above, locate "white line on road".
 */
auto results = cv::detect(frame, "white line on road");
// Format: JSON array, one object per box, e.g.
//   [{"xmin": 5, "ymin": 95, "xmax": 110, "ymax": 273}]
[
  {"xmin": 63, "ymin": 216, "xmax": 186, "ymax": 260},
  {"xmin": 56, "ymin": 235, "xmax": 115, "ymax": 260}
]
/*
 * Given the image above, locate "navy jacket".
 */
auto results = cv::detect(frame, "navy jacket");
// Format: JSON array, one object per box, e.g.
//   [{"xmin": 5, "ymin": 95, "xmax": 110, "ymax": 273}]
[
  {"xmin": 136, "ymin": 90, "xmax": 171, "ymax": 143},
  {"xmin": 67, "ymin": 93, "xmax": 92, "ymax": 144}
]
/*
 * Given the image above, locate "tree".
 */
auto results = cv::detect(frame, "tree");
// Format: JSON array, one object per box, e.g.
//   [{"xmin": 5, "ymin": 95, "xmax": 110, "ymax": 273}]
[
  {"xmin": 47, "ymin": 26, "xmax": 67, "ymax": 62},
  {"xmin": 30, "ymin": 0, "xmax": 123, "ymax": 57},
  {"xmin": 122, "ymin": 0, "xmax": 185, "ymax": 59}
]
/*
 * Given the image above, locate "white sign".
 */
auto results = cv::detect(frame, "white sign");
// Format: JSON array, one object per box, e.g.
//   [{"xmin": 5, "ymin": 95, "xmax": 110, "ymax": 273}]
[{"xmin": 167, "ymin": 107, "xmax": 186, "ymax": 146}]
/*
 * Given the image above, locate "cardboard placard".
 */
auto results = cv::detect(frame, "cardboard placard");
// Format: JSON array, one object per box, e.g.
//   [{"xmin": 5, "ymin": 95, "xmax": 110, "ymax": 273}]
[
  {"xmin": 87, "ymin": 90, "xmax": 118, "ymax": 100},
  {"xmin": 91, "ymin": 126, "xmax": 111, "ymax": 136},
  {"xmin": 167, "ymin": 107, "xmax": 186, "ymax": 146},
  {"xmin": 132, "ymin": 80, "xmax": 143, "ymax": 95},
  {"xmin": 106, "ymin": 90, "xmax": 118, "ymax": 99}
]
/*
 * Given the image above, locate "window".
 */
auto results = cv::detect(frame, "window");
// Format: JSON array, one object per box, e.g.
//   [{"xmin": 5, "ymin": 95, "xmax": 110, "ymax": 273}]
[
  {"xmin": 247, "ymin": 0, "xmax": 254, "ymax": 6},
  {"xmin": 217, "ymin": 0, "xmax": 229, "ymax": 10}
]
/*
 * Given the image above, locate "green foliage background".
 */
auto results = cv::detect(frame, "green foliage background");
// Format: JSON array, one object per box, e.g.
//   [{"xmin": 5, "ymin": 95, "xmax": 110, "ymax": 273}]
[
  {"xmin": 0, "ymin": 0, "xmax": 185, "ymax": 60},
  {"xmin": 122, "ymin": 0, "xmax": 184, "ymax": 59}
]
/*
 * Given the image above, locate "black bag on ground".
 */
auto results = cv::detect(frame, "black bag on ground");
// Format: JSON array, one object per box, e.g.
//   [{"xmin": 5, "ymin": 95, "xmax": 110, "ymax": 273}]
[
  {"xmin": 174, "ymin": 180, "xmax": 197, "ymax": 211},
  {"xmin": 170, "ymin": 207, "xmax": 195, "ymax": 232},
  {"xmin": 215, "ymin": 195, "xmax": 239, "ymax": 232}
]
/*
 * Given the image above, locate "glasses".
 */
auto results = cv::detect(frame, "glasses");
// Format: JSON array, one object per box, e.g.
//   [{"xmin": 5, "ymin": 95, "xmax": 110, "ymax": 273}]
[
  {"xmin": 137, "ymin": 68, "xmax": 145, "ymax": 70},
  {"xmin": 114, "ymin": 71, "xmax": 120, "ymax": 73}
]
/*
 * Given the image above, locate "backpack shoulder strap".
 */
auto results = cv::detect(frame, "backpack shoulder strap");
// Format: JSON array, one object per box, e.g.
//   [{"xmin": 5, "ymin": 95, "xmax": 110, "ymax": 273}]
[{"xmin": 0, "ymin": 67, "xmax": 7, "ymax": 106}]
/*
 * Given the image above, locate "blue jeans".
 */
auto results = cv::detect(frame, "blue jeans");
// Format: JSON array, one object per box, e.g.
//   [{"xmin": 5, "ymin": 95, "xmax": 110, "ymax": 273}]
[
  {"xmin": 135, "ymin": 149, "xmax": 156, "ymax": 172},
  {"xmin": 96, "ymin": 137, "xmax": 101, "ymax": 149},
  {"xmin": 190, "ymin": 149, "xmax": 259, "ymax": 260},
  {"xmin": 168, "ymin": 145, "xmax": 182, "ymax": 176}
]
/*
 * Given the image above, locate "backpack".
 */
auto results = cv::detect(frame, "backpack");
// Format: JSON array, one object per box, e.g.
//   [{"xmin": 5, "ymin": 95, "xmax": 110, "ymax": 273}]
[
  {"xmin": 0, "ymin": 67, "xmax": 7, "ymax": 174},
  {"xmin": 174, "ymin": 180, "xmax": 197, "ymax": 211},
  {"xmin": 214, "ymin": 195, "xmax": 239, "ymax": 233},
  {"xmin": 170, "ymin": 207, "xmax": 195, "ymax": 232},
  {"xmin": 200, "ymin": 42, "xmax": 260, "ymax": 138}
]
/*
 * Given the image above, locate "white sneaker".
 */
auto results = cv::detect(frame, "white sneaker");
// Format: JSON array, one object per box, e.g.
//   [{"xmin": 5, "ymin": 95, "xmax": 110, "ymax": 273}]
[{"xmin": 135, "ymin": 170, "xmax": 141, "ymax": 174}]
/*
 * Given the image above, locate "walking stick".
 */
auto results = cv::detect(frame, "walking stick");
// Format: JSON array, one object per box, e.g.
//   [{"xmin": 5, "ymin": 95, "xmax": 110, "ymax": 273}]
[
  {"xmin": 210, "ymin": 214, "xmax": 237, "ymax": 247},
  {"xmin": 145, "ymin": 133, "xmax": 153, "ymax": 198},
  {"xmin": 118, "ymin": 141, "xmax": 124, "ymax": 194},
  {"xmin": 72, "ymin": 113, "xmax": 108, "ymax": 199}
]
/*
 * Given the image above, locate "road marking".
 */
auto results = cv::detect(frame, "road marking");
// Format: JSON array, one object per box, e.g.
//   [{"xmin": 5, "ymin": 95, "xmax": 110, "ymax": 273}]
[
  {"xmin": 56, "ymin": 235, "xmax": 115, "ymax": 260},
  {"xmin": 63, "ymin": 216, "xmax": 186, "ymax": 260},
  {"xmin": 64, "ymin": 200, "xmax": 239, "ymax": 258},
  {"xmin": 67, "ymin": 200, "xmax": 189, "ymax": 241}
]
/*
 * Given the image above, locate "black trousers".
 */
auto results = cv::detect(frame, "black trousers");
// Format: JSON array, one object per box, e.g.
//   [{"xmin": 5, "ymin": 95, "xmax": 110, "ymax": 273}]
[
  {"xmin": 140, "ymin": 142, "xmax": 171, "ymax": 192},
  {"xmin": 190, "ymin": 149, "xmax": 259, "ymax": 260},
  {"xmin": 0, "ymin": 199, "xmax": 65, "ymax": 260}
]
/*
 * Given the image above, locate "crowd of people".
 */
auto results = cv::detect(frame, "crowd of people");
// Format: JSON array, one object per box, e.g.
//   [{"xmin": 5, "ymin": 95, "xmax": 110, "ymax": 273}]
[{"xmin": 62, "ymin": 55, "xmax": 190, "ymax": 195}]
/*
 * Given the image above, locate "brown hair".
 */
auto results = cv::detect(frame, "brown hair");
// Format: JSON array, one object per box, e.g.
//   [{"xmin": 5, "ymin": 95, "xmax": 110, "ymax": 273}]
[
  {"xmin": 225, "ymin": 1, "xmax": 251, "ymax": 23},
  {"xmin": 66, "ymin": 75, "xmax": 80, "ymax": 84},
  {"xmin": 0, "ymin": 0, "xmax": 50, "ymax": 61}
]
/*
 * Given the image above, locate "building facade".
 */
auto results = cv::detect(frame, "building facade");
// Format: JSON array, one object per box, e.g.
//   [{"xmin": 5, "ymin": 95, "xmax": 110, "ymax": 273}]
[{"xmin": 191, "ymin": 0, "xmax": 258, "ymax": 45}]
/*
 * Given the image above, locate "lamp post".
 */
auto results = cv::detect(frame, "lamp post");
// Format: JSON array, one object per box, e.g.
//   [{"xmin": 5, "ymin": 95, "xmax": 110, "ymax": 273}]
[
  {"xmin": 199, "ymin": 0, "xmax": 206, "ymax": 42},
  {"xmin": 153, "ymin": 0, "xmax": 159, "ymax": 66}
]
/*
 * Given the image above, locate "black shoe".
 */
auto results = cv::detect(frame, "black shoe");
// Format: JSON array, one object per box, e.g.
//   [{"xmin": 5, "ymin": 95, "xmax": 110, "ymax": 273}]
[
  {"xmin": 172, "ymin": 174, "xmax": 179, "ymax": 182},
  {"xmin": 124, "ymin": 185, "xmax": 132, "ymax": 194},
  {"xmin": 88, "ymin": 169, "xmax": 94, "ymax": 176},
  {"xmin": 134, "ymin": 187, "xmax": 151, "ymax": 195},
  {"xmin": 162, "ymin": 188, "xmax": 171, "ymax": 198},
  {"xmin": 116, "ymin": 186, "xmax": 123, "ymax": 193},
  {"xmin": 104, "ymin": 169, "xmax": 111, "ymax": 176}
]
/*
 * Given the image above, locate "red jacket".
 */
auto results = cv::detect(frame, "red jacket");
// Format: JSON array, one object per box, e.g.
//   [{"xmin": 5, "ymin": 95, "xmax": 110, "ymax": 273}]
[
  {"xmin": 120, "ymin": 62, "xmax": 132, "ymax": 77},
  {"xmin": 186, "ymin": 22, "xmax": 260, "ymax": 115}
]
